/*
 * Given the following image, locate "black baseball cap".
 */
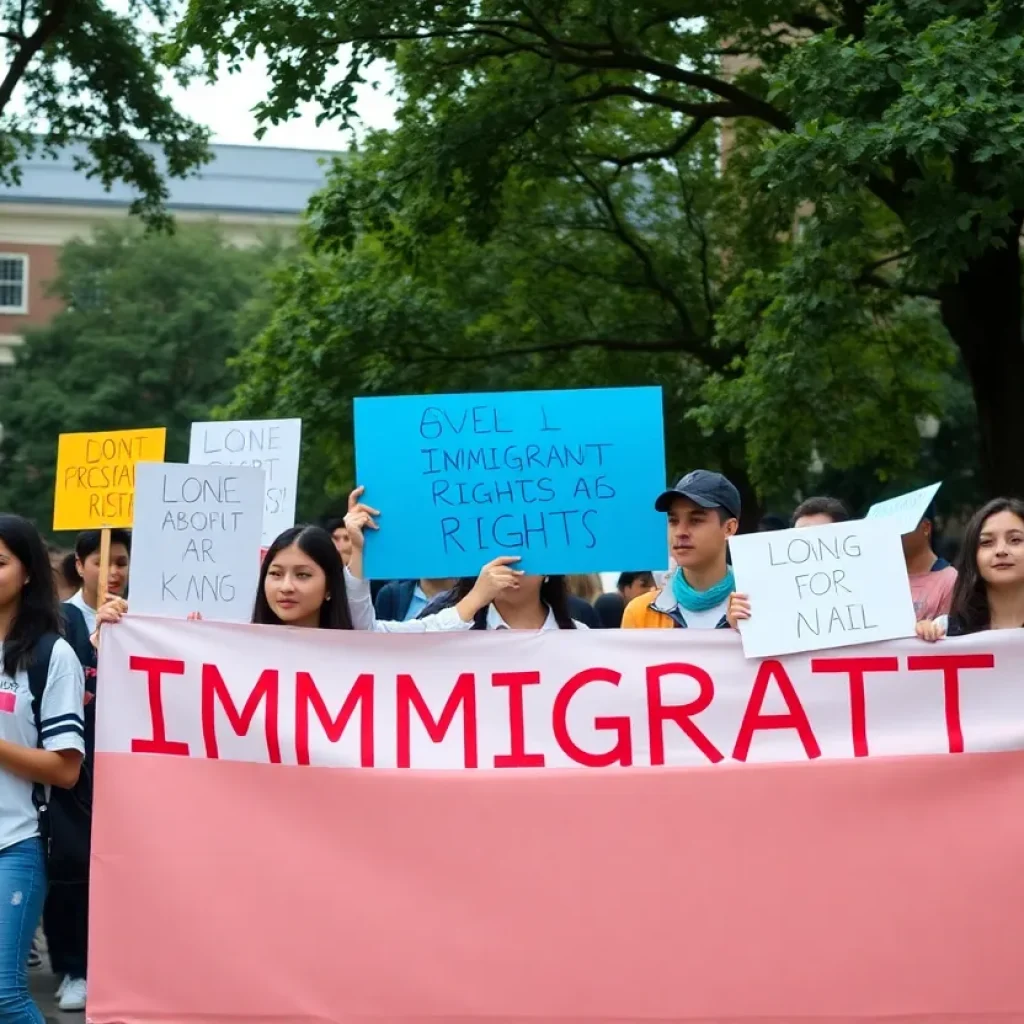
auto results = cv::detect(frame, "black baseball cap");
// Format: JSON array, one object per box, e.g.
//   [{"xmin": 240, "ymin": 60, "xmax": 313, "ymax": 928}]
[{"xmin": 655, "ymin": 470, "xmax": 741, "ymax": 520}]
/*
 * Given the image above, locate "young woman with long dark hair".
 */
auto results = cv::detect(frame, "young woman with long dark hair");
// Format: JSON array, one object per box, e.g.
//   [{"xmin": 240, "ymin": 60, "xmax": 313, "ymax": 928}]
[
  {"xmin": 96, "ymin": 491, "xmax": 522, "ymax": 636},
  {"xmin": 917, "ymin": 497, "xmax": 1024, "ymax": 640},
  {"xmin": 252, "ymin": 521, "xmax": 519, "ymax": 632},
  {"xmin": 0, "ymin": 515, "xmax": 84, "ymax": 1024}
]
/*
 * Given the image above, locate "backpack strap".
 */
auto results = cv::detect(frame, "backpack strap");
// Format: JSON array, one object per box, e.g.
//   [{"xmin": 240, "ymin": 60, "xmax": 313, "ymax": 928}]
[{"xmin": 27, "ymin": 632, "xmax": 61, "ymax": 841}]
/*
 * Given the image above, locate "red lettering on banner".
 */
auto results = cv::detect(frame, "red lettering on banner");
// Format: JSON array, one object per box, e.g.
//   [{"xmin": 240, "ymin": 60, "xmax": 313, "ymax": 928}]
[
  {"xmin": 492, "ymin": 672, "xmax": 545, "ymax": 768},
  {"xmin": 733, "ymin": 661, "xmax": 821, "ymax": 762},
  {"xmin": 646, "ymin": 663, "xmax": 723, "ymax": 765},
  {"xmin": 129, "ymin": 655, "xmax": 190, "ymax": 756},
  {"xmin": 907, "ymin": 653, "xmax": 995, "ymax": 753},
  {"xmin": 553, "ymin": 667, "xmax": 632, "ymax": 767},
  {"xmin": 811, "ymin": 657, "xmax": 899, "ymax": 757},
  {"xmin": 397, "ymin": 673, "xmax": 478, "ymax": 768},
  {"xmin": 295, "ymin": 671, "xmax": 374, "ymax": 767},
  {"xmin": 201, "ymin": 664, "xmax": 281, "ymax": 763}
]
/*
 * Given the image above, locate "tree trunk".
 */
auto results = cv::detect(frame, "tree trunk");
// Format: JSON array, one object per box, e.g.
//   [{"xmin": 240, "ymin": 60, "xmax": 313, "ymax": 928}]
[{"xmin": 938, "ymin": 219, "xmax": 1024, "ymax": 499}]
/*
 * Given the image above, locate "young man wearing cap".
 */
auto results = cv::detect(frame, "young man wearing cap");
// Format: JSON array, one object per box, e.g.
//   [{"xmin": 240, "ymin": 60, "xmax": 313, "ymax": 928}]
[{"xmin": 622, "ymin": 470, "xmax": 740, "ymax": 629}]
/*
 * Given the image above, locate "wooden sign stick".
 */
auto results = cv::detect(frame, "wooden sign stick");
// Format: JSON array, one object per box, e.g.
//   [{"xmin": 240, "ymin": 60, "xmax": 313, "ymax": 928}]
[{"xmin": 98, "ymin": 527, "xmax": 111, "ymax": 607}]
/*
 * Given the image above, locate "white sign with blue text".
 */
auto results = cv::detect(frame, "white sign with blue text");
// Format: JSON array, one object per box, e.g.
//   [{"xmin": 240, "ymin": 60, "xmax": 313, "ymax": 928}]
[
  {"xmin": 354, "ymin": 387, "xmax": 667, "ymax": 579},
  {"xmin": 866, "ymin": 482, "xmax": 943, "ymax": 537},
  {"xmin": 728, "ymin": 517, "xmax": 916, "ymax": 659}
]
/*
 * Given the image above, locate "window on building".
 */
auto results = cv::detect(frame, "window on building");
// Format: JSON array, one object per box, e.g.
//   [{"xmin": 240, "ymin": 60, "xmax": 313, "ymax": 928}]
[{"xmin": 0, "ymin": 254, "xmax": 28, "ymax": 314}]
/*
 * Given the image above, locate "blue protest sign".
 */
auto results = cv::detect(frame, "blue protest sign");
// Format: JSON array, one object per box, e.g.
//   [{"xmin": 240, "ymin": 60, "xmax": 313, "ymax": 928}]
[{"xmin": 354, "ymin": 387, "xmax": 667, "ymax": 579}]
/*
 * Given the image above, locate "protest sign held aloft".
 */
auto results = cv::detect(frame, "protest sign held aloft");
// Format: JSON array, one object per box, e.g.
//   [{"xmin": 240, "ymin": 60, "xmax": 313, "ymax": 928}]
[
  {"xmin": 129, "ymin": 463, "xmax": 264, "ymax": 622},
  {"xmin": 729, "ymin": 518, "xmax": 916, "ymax": 659},
  {"xmin": 866, "ymin": 481, "xmax": 942, "ymax": 535},
  {"xmin": 53, "ymin": 427, "xmax": 166, "ymax": 531},
  {"xmin": 353, "ymin": 386, "xmax": 666, "ymax": 578},
  {"xmin": 189, "ymin": 418, "xmax": 301, "ymax": 546}
]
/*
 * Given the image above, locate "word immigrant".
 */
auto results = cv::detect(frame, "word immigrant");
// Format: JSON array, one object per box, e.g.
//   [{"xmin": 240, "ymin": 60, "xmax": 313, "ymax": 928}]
[{"xmin": 97, "ymin": 618, "xmax": 1016, "ymax": 770}]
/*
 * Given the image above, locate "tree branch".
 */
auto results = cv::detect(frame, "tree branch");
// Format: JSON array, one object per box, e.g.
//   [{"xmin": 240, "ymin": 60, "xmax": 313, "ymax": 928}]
[
  {"xmin": 0, "ymin": 0, "xmax": 75, "ymax": 118},
  {"xmin": 408, "ymin": 337, "xmax": 686, "ymax": 365},
  {"xmin": 590, "ymin": 116, "xmax": 712, "ymax": 167}
]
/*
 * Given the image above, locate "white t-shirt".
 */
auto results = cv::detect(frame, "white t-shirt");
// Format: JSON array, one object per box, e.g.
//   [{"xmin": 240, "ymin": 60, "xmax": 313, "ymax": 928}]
[
  {"xmin": 678, "ymin": 599, "xmax": 730, "ymax": 630},
  {"xmin": 0, "ymin": 638, "xmax": 85, "ymax": 852},
  {"xmin": 66, "ymin": 589, "xmax": 97, "ymax": 635},
  {"xmin": 485, "ymin": 605, "xmax": 589, "ymax": 631}
]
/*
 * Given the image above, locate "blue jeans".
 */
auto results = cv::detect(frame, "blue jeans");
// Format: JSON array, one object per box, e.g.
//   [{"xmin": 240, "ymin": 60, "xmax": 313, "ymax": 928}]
[{"xmin": 0, "ymin": 838, "xmax": 45, "ymax": 1024}]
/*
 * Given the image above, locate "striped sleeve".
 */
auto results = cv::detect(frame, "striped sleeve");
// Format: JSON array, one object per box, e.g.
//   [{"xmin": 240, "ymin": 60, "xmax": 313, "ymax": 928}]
[{"xmin": 38, "ymin": 638, "xmax": 85, "ymax": 753}]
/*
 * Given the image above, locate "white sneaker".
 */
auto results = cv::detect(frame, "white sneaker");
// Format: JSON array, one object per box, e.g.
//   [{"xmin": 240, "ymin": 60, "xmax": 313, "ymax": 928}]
[
  {"xmin": 58, "ymin": 976, "xmax": 87, "ymax": 1012},
  {"xmin": 56, "ymin": 975, "xmax": 68, "ymax": 999}
]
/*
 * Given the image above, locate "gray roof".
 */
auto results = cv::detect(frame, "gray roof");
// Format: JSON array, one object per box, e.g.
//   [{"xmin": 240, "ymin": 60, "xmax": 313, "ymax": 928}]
[{"xmin": 0, "ymin": 141, "xmax": 340, "ymax": 216}]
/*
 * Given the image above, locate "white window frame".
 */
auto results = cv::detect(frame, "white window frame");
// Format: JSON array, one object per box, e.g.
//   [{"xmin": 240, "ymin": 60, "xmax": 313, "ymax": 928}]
[{"xmin": 0, "ymin": 253, "xmax": 29, "ymax": 315}]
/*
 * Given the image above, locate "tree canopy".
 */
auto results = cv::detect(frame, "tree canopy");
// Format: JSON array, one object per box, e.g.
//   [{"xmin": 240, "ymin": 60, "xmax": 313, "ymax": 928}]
[
  {"xmin": 1, "ymin": 1, "xmax": 209, "ymax": 225},
  {"xmin": 0, "ymin": 224, "xmax": 272, "ymax": 535},
  {"xmin": 175, "ymin": 0, "xmax": 1002, "ymax": 513}
]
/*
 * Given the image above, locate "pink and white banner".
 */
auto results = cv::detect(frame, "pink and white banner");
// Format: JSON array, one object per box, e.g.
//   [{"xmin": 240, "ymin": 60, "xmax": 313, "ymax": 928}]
[{"xmin": 89, "ymin": 618, "xmax": 1024, "ymax": 1023}]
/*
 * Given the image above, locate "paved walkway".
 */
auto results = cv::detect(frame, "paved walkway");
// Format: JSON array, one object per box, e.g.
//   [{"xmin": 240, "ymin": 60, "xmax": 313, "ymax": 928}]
[{"xmin": 28, "ymin": 936, "xmax": 83, "ymax": 1023}]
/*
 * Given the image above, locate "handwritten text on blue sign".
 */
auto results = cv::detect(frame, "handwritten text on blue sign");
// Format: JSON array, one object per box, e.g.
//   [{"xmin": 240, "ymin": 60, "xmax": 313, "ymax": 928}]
[{"xmin": 354, "ymin": 387, "xmax": 666, "ymax": 579}]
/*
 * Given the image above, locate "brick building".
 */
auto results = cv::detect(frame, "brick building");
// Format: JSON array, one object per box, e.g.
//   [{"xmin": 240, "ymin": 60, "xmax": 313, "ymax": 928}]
[{"xmin": 0, "ymin": 141, "xmax": 338, "ymax": 363}]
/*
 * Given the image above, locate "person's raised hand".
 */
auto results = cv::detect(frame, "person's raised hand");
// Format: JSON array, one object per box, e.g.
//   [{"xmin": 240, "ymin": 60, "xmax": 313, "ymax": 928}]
[
  {"xmin": 915, "ymin": 618, "xmax": 946, "ymax": 643},
  {"xmin": 91, "ymin": 596, "xmax": 128, "ymax": 649},
  {"xmin": 471, "ymin": 556, "xmax": 524, "ymax": 605},
  {"xmin": 343, "ymin": 486, "xmax": 380, "ymax": 552},
  {"xmin": 726, "ymin": 593, "xmax": 751, "ymax": 632}
]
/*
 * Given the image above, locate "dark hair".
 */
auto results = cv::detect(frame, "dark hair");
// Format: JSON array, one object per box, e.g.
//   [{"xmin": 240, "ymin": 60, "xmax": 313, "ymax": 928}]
[
  {"xmin": 757, "ymin": 514, "xmax": 787, "ymax": 532},
  {"xmin": 792, "ymin": 496, "xmax": 851, "ymax": 525},
  {"xmin": 75, "ymin": 528, "xmax": 132, "ymax": 561},
  {"xmin": 252, "ymin": 525, "xmax": 353, "ymax": 630},
  {"xmin": 949, "ymin": 497, "xmax": 1024, "ymax": 635},
  {"xmin": 323, "ymin": 517, "xmax": 347, "ymax": 534},
  {"xmin": 0, "ymin": 515, "xmax": 61, "ymax": 676},
  {"xmin": 435, "ymin": 574, "xmax": 579, "ymax": 629},
  {"xmin": 60, "ymin": 551, "xmax": 81, "ymax": 587},
  {"xmin": 617, "ymin": 571, "xmax": 655, "ymax": 591}
]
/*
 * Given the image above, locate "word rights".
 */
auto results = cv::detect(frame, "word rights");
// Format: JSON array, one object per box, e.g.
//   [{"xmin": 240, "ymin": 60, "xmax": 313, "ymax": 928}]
[
  {"xmin": 129, "ymin": 463, "xmax": 264, "ymax": 622},
  {"xmin": 353, "ymin": 386, "xmax": 667, "ymax": 578},
  {"xmin": 97, "ymin": 618, "xmax": 1018, "ymax": 770}
]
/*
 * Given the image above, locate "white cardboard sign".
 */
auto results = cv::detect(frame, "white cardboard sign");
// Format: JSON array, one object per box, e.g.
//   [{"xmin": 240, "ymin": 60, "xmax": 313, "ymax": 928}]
[
  {"xmin": 130, "ymin": 462, "xmax": 265, "ymax": 622},
  {"xmin": 728, "ymin": 518, "xmax": 916, "ymax": 659},
  {"xmin": 866, "ymin": 482, "xmax": 942, "ymax": 536},
  {"xmin": 189, "ymin": 418, "xmax": 301, "ymax": 546}
]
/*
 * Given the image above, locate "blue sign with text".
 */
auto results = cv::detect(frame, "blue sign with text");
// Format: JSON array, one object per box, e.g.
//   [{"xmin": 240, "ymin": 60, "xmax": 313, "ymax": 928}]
[{"xmin": 354, "ymin": 386, "xmax": 667, "ymax": 580}]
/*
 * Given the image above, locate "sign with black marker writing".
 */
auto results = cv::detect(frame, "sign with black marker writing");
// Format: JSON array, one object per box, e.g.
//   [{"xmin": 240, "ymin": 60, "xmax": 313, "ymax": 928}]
[
  {"xmin": 130, "ymin": 463, "xmax": 265, "ymax": 622},
  {"xmin": 188, "ymin": 419, "xmax": 301, "ymax": 546},
  {"xmin": 728, "ymin": 518, "xmax": 916, "ymax": 658},
  {"xmin": 354, "ymin": 387, "xmax": 666, "ymax": 578}
]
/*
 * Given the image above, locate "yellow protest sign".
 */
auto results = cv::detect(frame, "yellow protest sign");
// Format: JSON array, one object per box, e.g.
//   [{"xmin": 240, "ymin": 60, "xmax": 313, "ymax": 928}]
[{"xmin": 53, "ymin": 428, "xmax": 167, "ymax": 531}]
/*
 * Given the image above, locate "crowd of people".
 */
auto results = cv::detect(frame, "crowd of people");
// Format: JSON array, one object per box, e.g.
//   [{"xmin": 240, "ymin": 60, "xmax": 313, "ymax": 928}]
[{"xmin": 1, "ymin": 465, "xmax": 1022, "ymax": 1021}]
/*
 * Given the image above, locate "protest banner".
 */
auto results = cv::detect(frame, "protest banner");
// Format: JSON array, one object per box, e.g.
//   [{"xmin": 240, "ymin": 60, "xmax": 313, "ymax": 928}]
[
  {"xmin": 90, "ymin": 621, "xmax": 1024, "ymax": 1024},
  {"xmin": 729, "ymin": 518, "xmax": 917, "ymax": 658},
  {"xmin": 189, "ymin": 418, "xmax": 301, "ymax": 546},
  {"xmin": 53, "ymin": 427, "xmax": 167, "ymax": 531},
  {"xmin": 129, "ymin": 463, "xmax": 265, "ymax": 622},
  {"xmin": 866, "ymin": 480, "xmax": 943, "ymax": 535},
  {"xmin": 353, "ymin": 386, "xmax": 666, "ymax": 578}
]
